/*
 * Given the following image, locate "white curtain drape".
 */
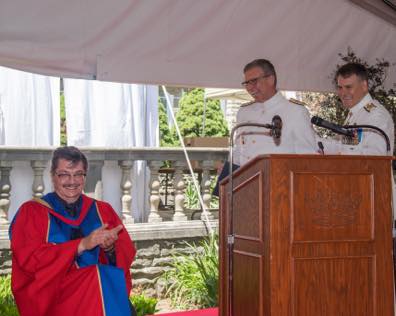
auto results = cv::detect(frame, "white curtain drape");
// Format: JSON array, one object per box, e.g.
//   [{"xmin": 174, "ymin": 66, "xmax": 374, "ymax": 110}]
[
  {"xmin": 0, "ymin": 66, "xmax": 60, "ymax": 146},
  {"xmin": 0, "ymin": 66, "xmax": 59, "ymax": 219},
  {"xmin": 64, "ymin": 79, "xmax": 159, "ymax": 221}
]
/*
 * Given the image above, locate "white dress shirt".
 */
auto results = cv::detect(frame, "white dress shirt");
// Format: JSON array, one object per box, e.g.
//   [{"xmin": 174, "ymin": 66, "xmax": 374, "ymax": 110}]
[{"xmin": 233, "ymin": 91, "xmax": 317, "ymax": 165}]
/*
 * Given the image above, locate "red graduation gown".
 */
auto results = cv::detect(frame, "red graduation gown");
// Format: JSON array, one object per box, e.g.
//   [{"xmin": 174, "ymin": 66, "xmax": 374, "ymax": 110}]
[{"xmin": 10, "ymin": 194, "xmax": 136, "ymax": 316}]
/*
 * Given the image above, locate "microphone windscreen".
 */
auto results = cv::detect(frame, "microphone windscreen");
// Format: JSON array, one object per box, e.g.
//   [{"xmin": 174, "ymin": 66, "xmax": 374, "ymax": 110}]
[
  {"xmin": 271, "ymin": 115, "xmax": 282, "ymax": 139},
  {"xmin": 311, "ymin": 116, "xmax": 321, "ymax": 125}
]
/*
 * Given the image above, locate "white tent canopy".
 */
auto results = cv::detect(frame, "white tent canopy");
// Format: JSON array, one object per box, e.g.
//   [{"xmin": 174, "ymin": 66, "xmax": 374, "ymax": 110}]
[{"xmin": 0, "ymin": 0, "xmax": 395, "ymax": 92}]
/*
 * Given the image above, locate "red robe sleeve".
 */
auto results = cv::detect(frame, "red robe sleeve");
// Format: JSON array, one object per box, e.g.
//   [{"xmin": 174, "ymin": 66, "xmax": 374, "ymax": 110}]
[{"xmin": 11, "ymin": 201, "xmax": 82, "ymax": 316}]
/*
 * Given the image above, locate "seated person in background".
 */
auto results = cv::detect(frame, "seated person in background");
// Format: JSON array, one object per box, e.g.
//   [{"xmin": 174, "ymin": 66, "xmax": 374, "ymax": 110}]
[
  {"xmin": 318, "ymin": 62, "xmax": 394, "ymax": 155},
  {"xmin": 10, "ymin": 146, "xmax": 136, "ymax": 316},
  {"xmin": 213, "ymin": 58, "xmax": 317, "ymax": 195}
]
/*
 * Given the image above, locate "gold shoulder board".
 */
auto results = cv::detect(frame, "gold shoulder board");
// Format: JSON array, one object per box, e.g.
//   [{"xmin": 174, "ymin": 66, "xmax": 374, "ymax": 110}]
[
  {"xmin": 289, "ymin": 98, "xmax": 306, "ymax": 106},
  {"xmin": 363, "ymin": 103, "xmax": 376, "ymax": 112}
]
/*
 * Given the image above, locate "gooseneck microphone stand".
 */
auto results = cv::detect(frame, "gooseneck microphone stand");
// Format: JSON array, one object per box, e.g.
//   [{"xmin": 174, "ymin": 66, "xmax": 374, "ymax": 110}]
[
  {"xmin": 227, "ymin": 118, "xmax": 282, "ymax": 316},
  {"xmin": 343, "ymin": 124, "xmax": 391, "ymax": 153},
  {"xmin": 311, "ymin": 116, "xmax": 391, "ymax": 154}
]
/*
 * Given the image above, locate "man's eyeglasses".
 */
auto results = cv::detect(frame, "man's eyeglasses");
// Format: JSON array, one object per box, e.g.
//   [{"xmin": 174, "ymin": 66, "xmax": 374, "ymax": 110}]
[
  {"xmin": 55, "ymin": 172, "xmax": 86, "ymax": 181},
  {"xmin": 241, "ymin": 74, "xmax": 272, "ymax": 87}
]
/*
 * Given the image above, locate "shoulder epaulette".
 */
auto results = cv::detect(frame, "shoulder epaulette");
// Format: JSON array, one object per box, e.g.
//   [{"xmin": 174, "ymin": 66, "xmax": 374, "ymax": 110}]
[
  {"xmin": 364, "ymin": 103, "xmax": 377, "ymax": 112},
  {"xmin": 240, "ymin": 100, "xmax": 255, "ymax": 107},
  {"xmin": 289, "ymin": 98, "xmax": 306, "ymax": 106}
]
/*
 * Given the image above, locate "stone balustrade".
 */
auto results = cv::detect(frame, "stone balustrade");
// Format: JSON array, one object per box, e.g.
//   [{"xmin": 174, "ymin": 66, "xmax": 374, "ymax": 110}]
[{"xmin": 0, "ymin": 146, "xmax": 228, "ymax": 226}]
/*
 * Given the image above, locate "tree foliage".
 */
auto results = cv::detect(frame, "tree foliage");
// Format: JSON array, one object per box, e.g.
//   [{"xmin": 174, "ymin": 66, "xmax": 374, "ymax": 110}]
[
  {"xmin": 60, "ymin": 92, "xmax": 67, "ymax": 145},
  {"xmin": 158, "ymin": 99, "xmax": 176, "ymax": 147},
  {"xmin": 162, "ymin": 88, "xmax": 228, "ymax": 146},
  {"xmin": 158, "ymin": 88, "xmax": 229, "ymax": 146}
]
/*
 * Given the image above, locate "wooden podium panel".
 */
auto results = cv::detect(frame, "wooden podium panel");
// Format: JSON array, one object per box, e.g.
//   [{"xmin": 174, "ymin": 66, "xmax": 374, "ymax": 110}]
[{"xmin": 219, "ymin": 155, "xmax": 394, "ymax": 316}]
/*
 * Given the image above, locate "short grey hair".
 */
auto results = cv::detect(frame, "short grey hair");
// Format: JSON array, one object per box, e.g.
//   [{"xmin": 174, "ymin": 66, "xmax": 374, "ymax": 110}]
[{"xmin": 243, "ymin": 59, "xmax": 277, "ymax": 86}]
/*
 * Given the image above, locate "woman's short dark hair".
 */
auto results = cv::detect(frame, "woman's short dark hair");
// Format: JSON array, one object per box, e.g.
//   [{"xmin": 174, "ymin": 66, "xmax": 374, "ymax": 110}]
[{"xmin": 51, "ymin": 146, "xmax": 88, "ymax": 174}]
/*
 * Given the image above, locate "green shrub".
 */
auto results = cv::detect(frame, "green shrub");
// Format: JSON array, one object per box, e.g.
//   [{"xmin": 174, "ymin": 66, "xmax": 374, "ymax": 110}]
[
  {"xmin": 0, "ymin": 275, "xmax": 14, "ymax": 304},
  {"xmin": 130, "ymin": 294, "xmax": 158, "ymax": 316},
  {"xmin": 164, "ymin": 234, "xmax": 218, "ymax": 310},
  {"xmin": 0, "ymin": 275, "xmax": 19, "ymax": 316},
  {"xmin": 184, "ymin": 178, "xmax": 200, "ymax": 210},
  {"xmin": 0, "ymin": 303, "xmax": 19, "ymax": 316},
  {"xmin": 184, "ymin": 175, "xmax": 219, "ymax": 212}
]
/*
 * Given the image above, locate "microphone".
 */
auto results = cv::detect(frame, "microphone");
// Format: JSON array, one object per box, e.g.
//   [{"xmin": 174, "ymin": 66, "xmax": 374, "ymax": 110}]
[
  {"xmin": 312, "ymin": 116, "xmax": 391, "ymax": 152},
  {"xmin": 311, "ymin": 116, "xmax": 354, "ymax": 137},
  {"xmin": 270, "ymin": 115, "xmax": 282, "ymax": 139},
  {"xmin": 230, "ymin": 115, "xmax": 283, "ymax": 143}
]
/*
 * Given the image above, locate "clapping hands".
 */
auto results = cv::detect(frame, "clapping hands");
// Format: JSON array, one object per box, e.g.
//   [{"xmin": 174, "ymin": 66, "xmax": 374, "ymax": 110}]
[{"xmin": 77, "ymin": 224, "xmax": 123, "ymax": 254}]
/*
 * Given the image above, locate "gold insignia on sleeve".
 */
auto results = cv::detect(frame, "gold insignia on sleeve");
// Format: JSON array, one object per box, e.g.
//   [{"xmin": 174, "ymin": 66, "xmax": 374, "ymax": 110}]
[
  {"xmin": 289, "ymin": 98, "xmax": 306, "ymax": 106},
  {"xmin": 240, "ymin": 100, "xmax": 255, "ymax": 107},
  {"xmin": 363, "ymin": 103, "xmax": 376, "ymax": 112}
]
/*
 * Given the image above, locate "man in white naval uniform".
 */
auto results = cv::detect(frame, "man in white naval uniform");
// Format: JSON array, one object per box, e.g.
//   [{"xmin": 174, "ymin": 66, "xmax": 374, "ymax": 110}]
[
  {"xmin": 234, "ymin": 59, "xmax": 317, "ymax": 166},
  {"xmin": 213, "ymin": 59, "xmax": 317, "ymax": 196},
  {"xmin": 319, "ymin": 64, "xmax": 396, "ymax": 296},
  {"xmin": 319, "ymin": 63, "xmax": 394, "ymax": 155}
]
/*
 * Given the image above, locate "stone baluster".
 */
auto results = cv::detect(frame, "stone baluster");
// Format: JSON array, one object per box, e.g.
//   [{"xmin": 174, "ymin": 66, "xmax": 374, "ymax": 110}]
[
  {"xmin": 148, "ymin": 161, "xmax": 163, "ymax": 223},
  {"xmin": 200, "ymin": 160, "xmax": 214, "ymax": 220},
  {"xmin": 31, "ymin": 160, "xmax": 47, "ymax": 198},
  {"xmin": 172, "ymin": 161, "xmax": 187, "ymax": 221},
  {"xmin": 118, "ymin": 160, "xmax": 134, "ymax": 223},
  {"xmin": 0, "ymin": 161, "xmax": 12, "ymax": 226}
]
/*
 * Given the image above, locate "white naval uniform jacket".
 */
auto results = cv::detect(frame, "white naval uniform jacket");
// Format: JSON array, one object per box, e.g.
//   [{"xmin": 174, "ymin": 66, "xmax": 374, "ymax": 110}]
[
  {"xmin": 319, "ymin": 93, "xmax": 395, "ymax": 221},
  {"xmin": 233, "ymin": 91, "xmax": 317, "ymax": 166},
  {"xmin": 320, "ymin": 93, "xmax": 394, "ymax": 155}
]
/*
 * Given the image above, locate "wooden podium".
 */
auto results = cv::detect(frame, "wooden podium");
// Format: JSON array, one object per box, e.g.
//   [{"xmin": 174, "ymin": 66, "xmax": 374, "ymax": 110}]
[{"xmin": 219, "ymin": 155, "xmax": 394, "ymax": 316}]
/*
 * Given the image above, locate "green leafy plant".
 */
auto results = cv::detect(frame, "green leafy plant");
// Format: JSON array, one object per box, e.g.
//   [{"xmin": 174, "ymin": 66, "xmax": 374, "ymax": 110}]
[
  {"xmin": 163, "ymin": 234, "xmax": 219, "ymax": 310},
  {"xmin": 130, "ymin": 294, "xmax": 158, "ymax": 316},
  {"xmin": 184, "ymin": 177, "xmax": 200, "ymax": 210},
  {"xmin": 0, "ymin": 275, "xmax": 19, "ymax": 316},
  {"xmin": 0, "ymin": 304, "xmax": 19, "ymax": 316}
]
